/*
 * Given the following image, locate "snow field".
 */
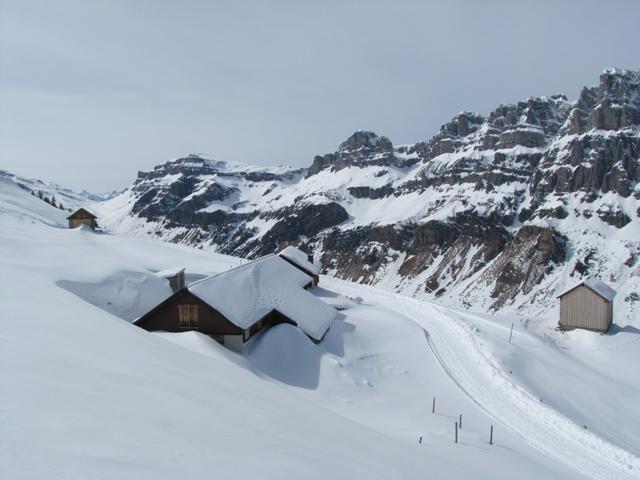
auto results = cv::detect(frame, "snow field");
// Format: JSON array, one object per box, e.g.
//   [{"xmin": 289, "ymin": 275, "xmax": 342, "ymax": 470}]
[{"xmin": 324, "ymin": 278, "xmax": 640, "ymax": 480}]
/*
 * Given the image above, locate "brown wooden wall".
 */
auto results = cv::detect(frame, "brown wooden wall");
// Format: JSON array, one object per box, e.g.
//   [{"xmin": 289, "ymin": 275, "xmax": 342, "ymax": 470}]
[
  {"xmin": 559, "ymin": 285, "xmax": 612, "ymax": 332},
  {"xmin": 136, "ymin": 290, "xmax": 243, "ymax": 336},
  {"xmin": 69, "ymin": 218, "xmax": 97, "ymax": 229},
  {"xmin": 243, "ymin": 309, "xmax": 296, "ymax": 341}
]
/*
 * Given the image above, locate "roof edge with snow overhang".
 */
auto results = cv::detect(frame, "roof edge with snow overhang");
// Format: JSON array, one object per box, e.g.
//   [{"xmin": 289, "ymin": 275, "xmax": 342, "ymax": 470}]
[
  {"xmin": 187, "ymin": 254, "xmax": 334, "ymax": 341},
  {"xmin": 557, "ymin": 277, "xmax": 617, "ymax": 302},
  {"xmin": 278, "ymin": 245, "xmax": 321, "ymax": 276},
  {"xmin": 156, "ymin": 267, "xmax": 186, "ymax": 278},
  {"xmin": 66, "ymin": 207, "xmax": 97, "ymax": 220}
]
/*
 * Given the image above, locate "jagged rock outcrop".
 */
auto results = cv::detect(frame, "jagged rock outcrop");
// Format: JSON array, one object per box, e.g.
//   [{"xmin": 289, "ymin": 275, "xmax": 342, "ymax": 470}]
[
  {"xmin": 250, "ymin": 202, "xmax": 348, "ymax": 256},
  {"xmin": 466, "ymin": 226, "xmax": 566, "ymax": 310},
  {"xmin": 307, "ymin": 131, "xmax": 417, "ymax": 176}
]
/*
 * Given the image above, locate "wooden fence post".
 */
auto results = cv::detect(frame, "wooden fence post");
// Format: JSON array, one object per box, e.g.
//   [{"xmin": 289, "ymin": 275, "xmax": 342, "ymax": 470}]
[
  {"xmin": 459, "ymin": 413, "xmax": 462, "ymax": 429},
  {"xmin": 432, "ymin": 396, "xmax": 436, "ymax": 414},
  {"xmin": 455, "ymin": 421, "xmax": 458, "ymax": 443},
  {"xmin": 490, "ymin": 425, "xmax": 493, "ymax": 445},
  {"xmin": 419, "ymin": 436, "xmax": 422, "ymax": 444},
  {"xmin": 509, "ymin": 323, "xmax": 514, "ymax": 343}
]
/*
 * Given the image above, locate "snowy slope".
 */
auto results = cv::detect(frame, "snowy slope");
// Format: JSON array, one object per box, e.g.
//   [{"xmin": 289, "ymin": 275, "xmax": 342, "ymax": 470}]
[
  {"xmin": 2, "ymin": 174, "xmax": 639, "ymax": 479},
  {"xmin": 316, "ymin": 279, "xmax": 640, "ymax": 480},
  {"xmin": 0, "ymin": 169, "xmax": 113, "ymax": 211},
  {"xmin": 0, "ymin": 177, "xmax": 68, "ymax": 226}
]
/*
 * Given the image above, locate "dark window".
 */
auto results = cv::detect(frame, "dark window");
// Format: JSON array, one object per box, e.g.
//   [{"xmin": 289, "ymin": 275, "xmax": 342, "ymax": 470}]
[{"xmin": 178, "ymin": 304, "xmax": 199, "ymax": 328}]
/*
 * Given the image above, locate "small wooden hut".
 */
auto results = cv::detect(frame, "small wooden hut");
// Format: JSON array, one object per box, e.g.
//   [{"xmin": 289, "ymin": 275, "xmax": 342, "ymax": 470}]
[
  {"xmin": 67, "ymin": 208, "xmax": 98, "ymax": 230},
  {"xmin": 558, "ymin": 278, "xmax": 616, "ymax": 332}
]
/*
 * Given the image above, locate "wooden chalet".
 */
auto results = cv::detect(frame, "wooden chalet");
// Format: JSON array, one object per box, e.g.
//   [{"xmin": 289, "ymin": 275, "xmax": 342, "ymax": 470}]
[
  {"xmin": 135, "ymin": 254, "xmax": 336, "ymax": 352},
  {"xmin": 134, "ymin": 289, "xmax": 296, "ymax": 351},
  {"xmin": 67, "ymin": 208, "xmax": 98, "ymax": 230}
]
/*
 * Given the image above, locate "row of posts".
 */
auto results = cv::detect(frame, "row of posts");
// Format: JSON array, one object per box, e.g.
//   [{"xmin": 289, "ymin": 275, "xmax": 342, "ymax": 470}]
[
  {"xmin": 422, "ymin": 397, "xmax": 493, "ymax": 446},
  {"xmin": 425, "ymin": 321, "xmax": 514, "ymax": 447}
]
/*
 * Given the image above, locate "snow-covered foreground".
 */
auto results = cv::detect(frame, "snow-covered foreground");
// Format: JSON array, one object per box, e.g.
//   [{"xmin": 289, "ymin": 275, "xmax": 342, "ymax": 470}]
[
  {"xmin": 317, "ymin": 280, "xmax": 640, "ymax": 480},
  {"xmin": 1, "ymin": 178, "xmax": 639, "ymax": 479}
]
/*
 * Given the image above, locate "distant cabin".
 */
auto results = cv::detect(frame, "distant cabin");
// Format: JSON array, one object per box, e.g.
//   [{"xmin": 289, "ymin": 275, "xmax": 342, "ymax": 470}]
[
  {"xmin": 67, "ymin": 208, "xmax": 98, "ymax": 230},
  {"xmin": 135, "ymin": 254, "xmax": 336, "ymax": 352},
  {"xmin": 278, "ymin": 246, "xmax": 321, "ymax": 286},
  {"xmin": 558, "ymin": 278, "xmax": 616, "ymax": 332}
]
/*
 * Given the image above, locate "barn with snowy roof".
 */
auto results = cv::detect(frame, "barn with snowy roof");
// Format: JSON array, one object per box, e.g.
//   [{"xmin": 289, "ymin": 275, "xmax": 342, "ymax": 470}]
[
  {"xmin": 558, "ymin": 277, "xmax": 616, "ymax": 333},
  {"xmin": 135, "ymin": 254, "xmax": 336, "ymax": 352}
]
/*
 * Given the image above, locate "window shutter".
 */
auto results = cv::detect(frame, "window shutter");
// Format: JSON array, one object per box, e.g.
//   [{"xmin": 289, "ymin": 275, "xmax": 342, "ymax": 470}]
[
  {"xmin": 190, "ymin": 305, "xmax": 199, "ymax": 327},
  {"xmin": 178, "ymin": 304, "xmax": 191, "ymax": 327},
  {"xmin": 178, "ymin": 304, "xmax": 199, "ymax": 328}
]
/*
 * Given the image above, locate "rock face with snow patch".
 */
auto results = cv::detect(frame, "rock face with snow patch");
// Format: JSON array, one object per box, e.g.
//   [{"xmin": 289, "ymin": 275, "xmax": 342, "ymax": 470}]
[{"xmin": 99, "ymin": 69, "xmax": 640, "ymax": 317}]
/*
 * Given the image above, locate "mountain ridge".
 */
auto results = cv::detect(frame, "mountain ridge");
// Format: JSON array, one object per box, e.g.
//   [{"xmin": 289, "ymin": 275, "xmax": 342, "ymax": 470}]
[{"xmin": 87, "ymin": 68, "xmax": 640, "ymax": 320}]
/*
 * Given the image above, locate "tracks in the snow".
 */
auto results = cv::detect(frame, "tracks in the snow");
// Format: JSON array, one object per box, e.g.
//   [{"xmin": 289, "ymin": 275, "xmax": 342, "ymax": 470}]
[{"xmin": 406, "ymin": 299, "xmax": 640, "ymax": 480}]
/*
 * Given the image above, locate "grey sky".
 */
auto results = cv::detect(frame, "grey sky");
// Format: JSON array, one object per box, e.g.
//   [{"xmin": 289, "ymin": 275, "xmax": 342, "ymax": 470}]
[{"xmin": 1, "ymin": 0, "xmax": 639, "ymax": 192}]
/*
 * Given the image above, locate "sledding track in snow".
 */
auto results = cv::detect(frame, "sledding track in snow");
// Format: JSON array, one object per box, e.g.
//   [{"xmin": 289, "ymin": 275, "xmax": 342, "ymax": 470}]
[{"xmin": 327, "ymin": 279, "xmax": 640, "ymax": 480}]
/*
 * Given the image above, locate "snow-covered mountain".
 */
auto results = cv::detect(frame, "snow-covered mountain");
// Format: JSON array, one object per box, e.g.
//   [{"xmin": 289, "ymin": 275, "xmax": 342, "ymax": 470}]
[{"xmin": 97, "ymin": 68, "xmax": 640, "ymax": 319}]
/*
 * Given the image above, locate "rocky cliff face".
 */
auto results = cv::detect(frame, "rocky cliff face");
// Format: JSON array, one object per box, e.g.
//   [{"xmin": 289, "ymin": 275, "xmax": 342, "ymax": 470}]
[
  {"xmin": 308, "ymin": 130, "xmax": 416, "ymax": 176},
  {"xmin": 99, "ymin": 69, "xmax": 640, "ymax": 319}
]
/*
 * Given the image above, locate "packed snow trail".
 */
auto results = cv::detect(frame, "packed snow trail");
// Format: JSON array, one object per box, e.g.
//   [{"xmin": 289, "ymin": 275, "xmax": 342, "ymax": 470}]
[{"xmin": 326, "ymin": 278, "xmax": 640, "ymax": 480}]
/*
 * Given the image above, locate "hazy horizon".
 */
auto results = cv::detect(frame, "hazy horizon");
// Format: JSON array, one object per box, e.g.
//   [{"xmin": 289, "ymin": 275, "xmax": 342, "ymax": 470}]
[{"xmin": 2, "ymin": 0, "xmax": 639, "ymax": 192}]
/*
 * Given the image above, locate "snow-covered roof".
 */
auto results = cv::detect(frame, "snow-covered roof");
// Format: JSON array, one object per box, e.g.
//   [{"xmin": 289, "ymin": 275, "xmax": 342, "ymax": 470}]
[
  {"xmin": 156, "ymin": 267, "xmax": 185, "ymax": 278},
  {"xmin": 559, "ymin": 277, "xmax": 617, "ymax": 302},
  {"xmin": 278, "ymin": 245, "xmax": 321, "ymax": 276},
  {"xmin": 67, "ymin": 207, "xmax": 97, "ymax": 219},
  {"xmin": 189, "ymin": 255, "xmax": 335, "ymax": 340}
]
